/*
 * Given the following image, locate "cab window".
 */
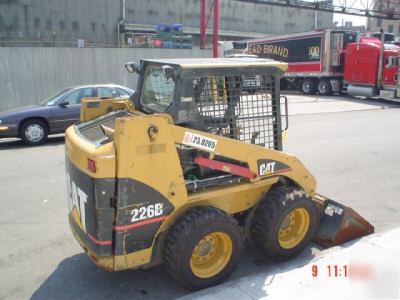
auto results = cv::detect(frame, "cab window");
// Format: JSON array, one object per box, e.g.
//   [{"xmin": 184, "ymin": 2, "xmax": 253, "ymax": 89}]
[{"xmin": 141, "ymin": 66, "xmax": 175, "ymax": 112}]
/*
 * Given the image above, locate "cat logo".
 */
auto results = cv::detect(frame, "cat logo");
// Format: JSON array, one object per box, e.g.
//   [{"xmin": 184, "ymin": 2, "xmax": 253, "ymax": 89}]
[
  {"xmin": 66, "ymin": 172, "xmax": 88, "ymax": 232},
  {"xmin": 257, "ymin": 159, "xmax": 292, "ymax": 176},
  {"xmin": 259, "ymin": 161, "xmax": 276, "ymax": 176}
]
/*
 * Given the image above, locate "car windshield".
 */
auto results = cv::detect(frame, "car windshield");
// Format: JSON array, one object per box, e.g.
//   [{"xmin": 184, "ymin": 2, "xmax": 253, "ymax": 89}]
[
  {"xmin": 141, "ymin": 66, "xmax": 175, "ymax": 112},
  {"xmin": 41, "ymin": 88, "xmax": 70, "ymax": 106}
]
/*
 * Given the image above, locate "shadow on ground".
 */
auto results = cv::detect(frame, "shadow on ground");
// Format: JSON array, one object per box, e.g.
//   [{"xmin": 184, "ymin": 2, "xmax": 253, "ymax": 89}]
[
  {"xmin": 0, "ymin": 136, "xmax": 64, "ymax": 150},
  {"xmin": 31, "ymin": 244, "xmax": 319, "ymax": 300}
]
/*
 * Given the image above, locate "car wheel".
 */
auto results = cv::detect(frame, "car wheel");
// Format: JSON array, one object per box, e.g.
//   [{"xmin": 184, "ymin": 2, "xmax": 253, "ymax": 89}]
[{"xmin": 20, "ymin": 119, "xmax": 49, "ymax": 145}]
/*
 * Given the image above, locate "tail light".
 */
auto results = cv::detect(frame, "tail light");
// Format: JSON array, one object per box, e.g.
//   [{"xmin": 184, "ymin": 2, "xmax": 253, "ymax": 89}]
[{"xmin": 87, "ymin": 158, "xmax": 96, "ymax": 173}]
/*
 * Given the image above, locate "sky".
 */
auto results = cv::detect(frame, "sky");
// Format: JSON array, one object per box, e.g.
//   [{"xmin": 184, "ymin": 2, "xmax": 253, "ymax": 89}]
[
  {"xmin": 333, "ymin": 13, "xmax": 368, "ymax": 26},
  {"xmin": 331, "ymin": 0, "xmax": 369, "ymax": 26}
]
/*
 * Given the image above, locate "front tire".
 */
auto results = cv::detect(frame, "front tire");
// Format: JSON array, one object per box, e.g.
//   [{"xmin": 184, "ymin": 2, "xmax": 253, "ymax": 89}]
[
  {"xmin": 163, "ymin": 207, "xmax": 243, "ymax": 290},
  {"xmin": 251, "ymin": 186, "xmax": 317, "ymax": 261},
  {"xmin": 20, "ymin": 119, "xmax": 48, "ymax": 145}
]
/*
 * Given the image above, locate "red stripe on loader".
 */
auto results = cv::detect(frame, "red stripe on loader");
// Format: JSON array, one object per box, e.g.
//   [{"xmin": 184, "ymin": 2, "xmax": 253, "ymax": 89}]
[
  {"xmin": 194, "ymin": 155, "xmax": 256, "ymax": 179},
  {"xmin": 87, "ymin": 233, "xmax": 112, "ymax": 245},
  {"xmin": 114, "ymin": 216, "xmax": 168, "ymax": 231}
]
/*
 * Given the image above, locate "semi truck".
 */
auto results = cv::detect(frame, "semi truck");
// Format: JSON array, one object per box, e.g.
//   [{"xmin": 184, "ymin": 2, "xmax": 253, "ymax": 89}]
[{"xmin": 235, "ymin": 29, "xmax": 400, "ymax": 100}]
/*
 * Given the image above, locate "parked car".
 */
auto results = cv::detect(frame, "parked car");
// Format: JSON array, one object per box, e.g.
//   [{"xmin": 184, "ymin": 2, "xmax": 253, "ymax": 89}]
[{"xmin": 0, "ymin": 84, "xmax": 134, "ymax": 145}]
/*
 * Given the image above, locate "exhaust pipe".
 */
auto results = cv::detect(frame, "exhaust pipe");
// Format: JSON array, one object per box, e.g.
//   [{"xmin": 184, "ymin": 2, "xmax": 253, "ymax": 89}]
[{"xmin": 312, "ymin": 194, "xmax": 374, "ymax": 248}]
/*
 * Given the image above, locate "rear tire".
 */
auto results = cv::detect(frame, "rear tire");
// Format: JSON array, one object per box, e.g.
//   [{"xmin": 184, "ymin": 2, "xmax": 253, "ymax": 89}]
[
  {"xmin": 164, "ymin": 207, "xmax": 243, "ymax": 290},
  {"xmin": 251, "ymin": 185, "xmax": 317, "ymax": 261},
  {"xmin": 299, "ymin": 78, "xmax": 316, "ymax": 95},
  {"xmin": 317, "ymin": 79, "xmax": 332, "ymax": 96},
  {"xmin": 20, "ymin": 119, "xmax": 48, "ymax": 146}
]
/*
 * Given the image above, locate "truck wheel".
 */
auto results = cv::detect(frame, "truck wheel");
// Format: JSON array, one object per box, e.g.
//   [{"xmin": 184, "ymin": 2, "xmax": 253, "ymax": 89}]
[
  {"xmin": 300, "ymin": 79, "xmax": 316, "ymax": 95},
  {"xmin": 317, "ymin": 79, "xmax": 332, "ymax": 96},
  {"xmin": 251, "ymin": 185, "xmax": 317, "ymax": 261},
  {"xmin": 20, "ymin": 119, "xmax": 49, "ymax": 145},
  {"xmin": 164, "ymin": 206, "xmax": 243, "ymax": 290}
]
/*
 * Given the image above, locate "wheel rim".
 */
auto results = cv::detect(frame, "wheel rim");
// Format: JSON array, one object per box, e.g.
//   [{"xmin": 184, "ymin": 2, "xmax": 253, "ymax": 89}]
[
  {"xmin": 190, "ymin": 232, "xmax": 232, "ymax": 279},
  {"xmin": 278, "ymin": 208, "xmax": 310, "ymax": 249},
  {"xmin": 25, "ymin": 124, "xmax": 44, "ymax": 142},
  {"xmin": 303, "ymin": 82, "xmax": 311, "ymax": 93},
  {"xmin": 319, "ymin": 82, "xmax": 328, "ymax": 94}
]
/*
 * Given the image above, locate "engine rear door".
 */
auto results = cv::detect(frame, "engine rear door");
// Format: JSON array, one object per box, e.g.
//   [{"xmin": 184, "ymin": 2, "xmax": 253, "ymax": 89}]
[{"xmin": 65, "ymin": 123, "xmax": 117, "ymax": 258}]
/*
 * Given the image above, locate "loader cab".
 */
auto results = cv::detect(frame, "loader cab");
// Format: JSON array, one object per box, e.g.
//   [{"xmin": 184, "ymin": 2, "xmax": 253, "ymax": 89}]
[{"xmin": 132, "ymin": 58, "xmax": 287, "ymax": 150}]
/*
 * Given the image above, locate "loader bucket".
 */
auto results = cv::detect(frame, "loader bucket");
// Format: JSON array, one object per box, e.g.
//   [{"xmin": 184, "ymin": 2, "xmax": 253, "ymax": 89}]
[{"xmin": 312, "ymin": 194, "xmax": 374, "ymax": 248}]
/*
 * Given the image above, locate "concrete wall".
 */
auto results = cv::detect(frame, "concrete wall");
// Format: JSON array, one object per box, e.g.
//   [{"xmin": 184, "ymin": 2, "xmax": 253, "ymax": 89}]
[
  {"xmin": 125, "ymin": 0, "xmax": 333, "ymax": 34},
  {"xmin": 0, "ymin": 0, "xmax": 333, "ymax": 46},
  {"xmin": 0, "ymin": 47, "xmax": 211, "ymax": 111}
]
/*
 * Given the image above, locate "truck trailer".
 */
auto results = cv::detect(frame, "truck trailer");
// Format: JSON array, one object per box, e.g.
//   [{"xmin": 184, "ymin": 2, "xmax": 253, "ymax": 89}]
[{"xmin": 239, "ymin": 29, "xmax": 400, "ymax": 100}]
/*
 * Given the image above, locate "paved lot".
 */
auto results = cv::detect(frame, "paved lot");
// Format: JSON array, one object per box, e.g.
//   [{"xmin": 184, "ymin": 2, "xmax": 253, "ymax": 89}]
[{"xmin": 0, "ymin": 95, "xmax": 399, "ymax": 299}]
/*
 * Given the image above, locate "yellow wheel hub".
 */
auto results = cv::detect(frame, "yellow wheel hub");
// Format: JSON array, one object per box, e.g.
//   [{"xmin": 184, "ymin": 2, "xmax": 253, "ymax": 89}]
[
  {"xmin": 190, "ymin": 232, "xmax": 233, "ymax": 279},
  {"xmin": 278, "ymin": 208, "xmax": 310, "ymax": 249}
]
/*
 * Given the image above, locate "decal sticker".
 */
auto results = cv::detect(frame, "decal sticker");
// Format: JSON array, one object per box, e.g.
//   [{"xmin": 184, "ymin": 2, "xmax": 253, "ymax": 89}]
[
  {"xmin": 257, "ymin": 159, "xmax": 292, "ymax": 176},
  {"xmin": 66, "ymin": 172, "xmax": 88, "ymax": 232},
  {"xmin": 130, "ymin": 203, "xmax": 164, "ymax": 223},
  {"xmin": 182, "ymin": 131, "xmax": 217, "ymax": 152},
  {"xmin": 259, "ymin": 161, "xmax": 276, "ymax": 175},
  {"xmin": 324, "ymin": 204, "xmax": 344, "ymax": 217}
]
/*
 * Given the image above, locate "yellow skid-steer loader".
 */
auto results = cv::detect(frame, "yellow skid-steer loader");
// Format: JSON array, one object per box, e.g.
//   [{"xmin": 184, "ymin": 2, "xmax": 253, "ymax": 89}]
[{"xmin": 65, "ymin": 58, "xmax": 373, "ymax": 289}]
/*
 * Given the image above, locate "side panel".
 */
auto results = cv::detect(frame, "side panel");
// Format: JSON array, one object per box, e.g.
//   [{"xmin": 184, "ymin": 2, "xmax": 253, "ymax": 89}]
[
  {"xmin": 112, "ymin": 115, "xmax": 187, "ymax": 264},
  {"xmin": 114, "ymin": 179, "xmax": 174, "ymax": 255},
  {"xmin": 248, "ymin": 34, "xmax": 323, "ymax": 75}
]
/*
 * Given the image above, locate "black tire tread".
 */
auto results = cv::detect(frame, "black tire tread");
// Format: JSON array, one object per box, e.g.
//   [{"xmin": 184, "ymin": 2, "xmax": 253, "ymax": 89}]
[
  {"xmin": 300, "ymin": 78, "xmax": 316, "ymax": 95},
  {"xmin": 317, "ymin": 79, "xmax": 333, "ymax": 96},
  {"xmin": 163, "ymin": 206, "xmax": 241, "ymax": 289},
  {"xmin": 252, "ymin": 185, "xmax": 317, "ymax": 261}
]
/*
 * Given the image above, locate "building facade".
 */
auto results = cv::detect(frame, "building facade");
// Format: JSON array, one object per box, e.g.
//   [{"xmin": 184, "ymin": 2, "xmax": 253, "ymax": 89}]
[
  {"xmin": 367, "ymin": 0, "xmax": 400, "ymax": 36},
  {"xmin": 368, "ymin": 18, "xmax": 400, "ymax": 36},
  {"xmin": 0, "ymin": 0, "xmax": 333, "ymax": 47}
]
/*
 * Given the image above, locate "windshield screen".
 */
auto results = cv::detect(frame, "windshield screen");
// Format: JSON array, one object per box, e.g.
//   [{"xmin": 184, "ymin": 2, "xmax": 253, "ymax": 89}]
[
  {"xmin": 141, "ymin": 66, "xmax": 175, "ymax": 112},
  {"xmin": 41, "ymin": 88, "xmax": 70, "ymax": 106}
]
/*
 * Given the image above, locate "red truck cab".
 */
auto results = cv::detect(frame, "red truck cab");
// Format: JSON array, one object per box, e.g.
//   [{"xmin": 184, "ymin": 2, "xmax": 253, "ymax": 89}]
[{"xmin": 344, "ymin": 37, "xmax": 400, "ymax": 99}]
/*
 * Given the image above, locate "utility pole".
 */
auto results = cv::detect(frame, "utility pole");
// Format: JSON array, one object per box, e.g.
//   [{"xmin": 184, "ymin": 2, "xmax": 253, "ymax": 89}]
[
  {"xmin": 213, "ymin": 0, "xmax": 219, "ymax": 58},
  {"xmin": 199, "ymin": 0, "xmax": 219, "ymax": 57},
  {"xmin": 200, "ymin": 0, "xmax": 206, "ymax": 49}
]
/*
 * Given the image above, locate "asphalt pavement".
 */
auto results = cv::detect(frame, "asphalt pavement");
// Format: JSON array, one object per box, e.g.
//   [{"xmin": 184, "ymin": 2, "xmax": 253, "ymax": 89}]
[{"xmin": 0, "ymin": 95, "xmax": 399, "ymax": 300}]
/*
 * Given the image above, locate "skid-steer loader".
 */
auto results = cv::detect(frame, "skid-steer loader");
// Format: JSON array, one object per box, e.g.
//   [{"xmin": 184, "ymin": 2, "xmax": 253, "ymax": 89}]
[{"xmin": 65, "ymin": 58, "xmax": 373, "ymax": 289}]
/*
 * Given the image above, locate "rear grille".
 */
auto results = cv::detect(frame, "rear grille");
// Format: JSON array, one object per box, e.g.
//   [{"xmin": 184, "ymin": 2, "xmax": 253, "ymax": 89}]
[
  {"xmin": 187, "ymin": 74, "xmax": 280, "ymax": 149},
  {"xmin": 76, "ymin": 110, "xmax": 132, "ymax": 143}
]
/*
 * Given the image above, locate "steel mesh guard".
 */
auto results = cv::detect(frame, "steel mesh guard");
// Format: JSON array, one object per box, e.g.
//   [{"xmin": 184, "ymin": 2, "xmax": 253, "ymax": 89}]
[{"xmin": 189, "ymin": 74, "xmax": 279, "ymax": 149}]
